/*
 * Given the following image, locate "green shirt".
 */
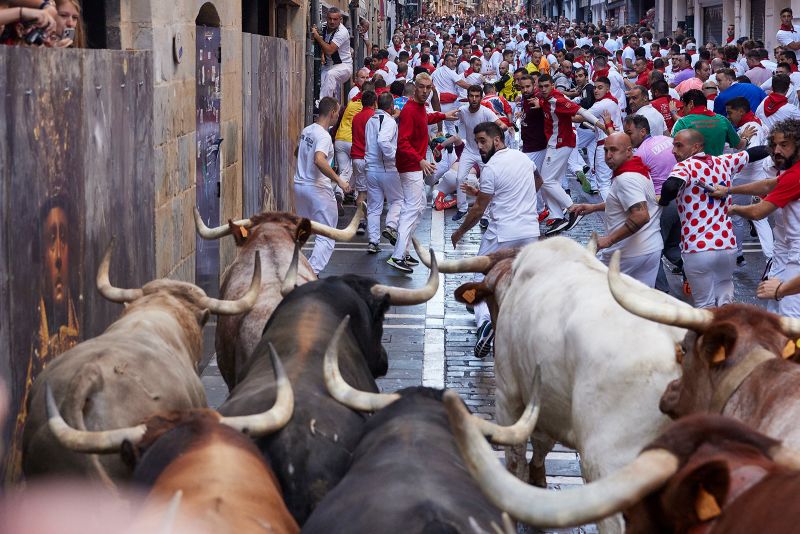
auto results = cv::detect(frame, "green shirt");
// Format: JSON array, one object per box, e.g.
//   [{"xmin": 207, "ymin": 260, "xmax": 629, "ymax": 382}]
[{"xmin": 671, "ymin": 110, "xmax": 740, "ymax": 156}]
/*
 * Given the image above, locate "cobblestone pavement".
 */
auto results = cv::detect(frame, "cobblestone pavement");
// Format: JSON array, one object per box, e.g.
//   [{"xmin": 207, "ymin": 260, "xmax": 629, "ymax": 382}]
[{"xmin": 200, "ymin": 174, "xmax": 769, "ymax": 533}]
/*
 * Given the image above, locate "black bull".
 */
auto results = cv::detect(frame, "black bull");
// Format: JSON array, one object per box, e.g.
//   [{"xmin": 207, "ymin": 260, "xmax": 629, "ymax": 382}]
[{"xmin": 218, "ymin": 254, "xmax": 439, "ymax": 523}]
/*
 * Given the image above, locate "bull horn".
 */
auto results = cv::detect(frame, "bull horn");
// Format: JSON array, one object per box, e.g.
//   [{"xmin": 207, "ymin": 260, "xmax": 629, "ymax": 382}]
[
  {"xmin": 46, "ymin": 383, "xmax": 146, "ymax": 453},
  {"xmin": 193, "ymin": 207, "xmax": 251, "ymax": 240},
  {"xmin": 770, "ymin": 445, "xmax": 800, "ymax": 470},
  {"xmin": 444, "ymin": 390, "xmax": 680, "ymax": 528},
  {"xmin": 201, "ymin": 253, "xmax": 262, "ymax": 315},
  {"xmin": 470, "ymin": 365, "xmax": 541, "ymax": 446},
  {"xmin": 371, "ymin": 249, "xmax": 440, "ymax": 305},
  {"xmin": 412, "ymin": 237, "xmax": 493, "ymax": 274},
  {"xmin": 324, "ymin": 316, "xmax": 401, "ymax": 411},
  {"xmin": 219, "ymin": 342, "xmax": 294, "ymax": 436},
  {"xmin": 309, "ymin": 201, "xmax": 366, "ymax": 241},
  {"xmin": 281, "ymin": 241, "xmax": 301, "ymax": 297},
  {"xmin": 608, "ymin": 250, "xmax": 713, "ymax": 331},
  {"xmin": 96, "ymin": 239, "xmax": 144, "ymax": 303},
  {"xmin": 586, "ymin": 232, "xmax": 599, "ymax": 255}
]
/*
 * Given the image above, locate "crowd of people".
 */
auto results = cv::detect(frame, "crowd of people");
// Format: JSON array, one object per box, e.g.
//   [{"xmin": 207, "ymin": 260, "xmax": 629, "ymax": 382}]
[
  {"xmin": 296, "ymin": 7, "xmax": 800, "ymax": 358},
  {"xmin": 0, "ymin": 0, "xmax": 84, "ymax": 48}
]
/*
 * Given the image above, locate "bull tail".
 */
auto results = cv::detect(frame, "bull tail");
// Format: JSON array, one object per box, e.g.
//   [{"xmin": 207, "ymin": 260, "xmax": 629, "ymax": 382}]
[{"xmin": 63, "ymin": 364, "xmax": 118, "ymax": 491}]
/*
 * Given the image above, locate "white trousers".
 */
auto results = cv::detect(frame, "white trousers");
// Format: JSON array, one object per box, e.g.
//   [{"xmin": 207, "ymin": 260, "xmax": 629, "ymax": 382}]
[
  {"xmin": 524, "ymin": 150, "xmax": 547, "ymax": 215},
  {"xmin": 682, "ymin": 249, "xmax": 737, "ymax": 308},
  {"xmin": 393, "ymin": 171, "xmax": 426, "ymax": 259},
  {"xmin": 474, "ymin": 235, "xmax": 539, "ymax": 327},
  {"xmin": 600, "ymin": 250, "xmax": 661, "ymax": 288},
  {"xmin": 352, "ymin": 158, "xmax": 367, "ymax": 193},
  {"xmin": 435, "ymin": 168, "xmax": 459, "ymax": 197},
  {"xmin": 456, "ymin": 149, "xmax": 484, "ymax": 212},
  {"xmin": 773, "ymin": 261, "xmax": 800, "ymax": 317},
  {"xmin": 366, "ymin": 169, "xmax": 403, "ymax": 244},
  {"xmin": 539, "ymin": 146, "xmax": 574, "ymax": 217},
  {"xmin": 441, "ymin": 102, "xmax": 459, "ymax": 135},
  {"xmin": 334, "ymin": 140, "xmax": 353, "ymax": 185},
  {"xmin": 731, "ymin": 193, "xmax": 774, "ymax": 258},
  {"xmin": 294, "ymin": 183, "xmax": 337, "ymax": 274},
  {"xmin": 320, "ymin": 63, "xmax": 353, "ymax": 100},
  {"xmin": 589, "ymin": 143, "xmax": 612, "ymax": 200}
]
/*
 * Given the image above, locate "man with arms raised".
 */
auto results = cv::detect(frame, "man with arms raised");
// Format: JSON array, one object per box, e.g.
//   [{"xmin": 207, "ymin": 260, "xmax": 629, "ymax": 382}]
[{"xmin": 569, "ymin": 133, "xmax": 663, "ymax": 286}]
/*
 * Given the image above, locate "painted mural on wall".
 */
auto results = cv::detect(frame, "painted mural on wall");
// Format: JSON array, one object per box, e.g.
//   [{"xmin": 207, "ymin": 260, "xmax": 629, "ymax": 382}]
[{"xmin": 3, "ymin": 185, "xmax": 84, "ymax": 483}]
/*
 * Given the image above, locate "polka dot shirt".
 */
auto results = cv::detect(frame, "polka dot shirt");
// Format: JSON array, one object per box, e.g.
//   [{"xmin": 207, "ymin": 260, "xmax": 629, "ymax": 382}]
[{"xmin": 672, "ymin": 152, "xmax": 749, "ymax": 254}]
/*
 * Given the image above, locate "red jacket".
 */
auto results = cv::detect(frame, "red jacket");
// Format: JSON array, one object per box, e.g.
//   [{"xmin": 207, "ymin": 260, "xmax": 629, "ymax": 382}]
[
  {"xmin": 350, "ymin": 107, "xmax": 375, "ymax": 159},
  {"xmin": 396, "ymin": 100, "xmax": 445, "ymax": 173}
]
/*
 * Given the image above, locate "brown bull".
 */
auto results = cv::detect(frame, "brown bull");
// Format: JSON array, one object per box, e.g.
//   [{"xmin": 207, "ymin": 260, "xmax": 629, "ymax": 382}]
[
  {"xmin": 606, "ymin": 250, "xmax": 800, "ymax": 449},
  {"xmin": 194, "ymin": 204, "xmax": 364, "ymax": 390},
  {"xmin": 22, "ymin": 241, "xmax": 261, "ymax": 482},
  {"xmin": 447, "ymin": 396, "xmax": 800, "ymax": 532},
  {"xmin": 46, "ymin": 344, "xmax": 298, "ymax": 534}
]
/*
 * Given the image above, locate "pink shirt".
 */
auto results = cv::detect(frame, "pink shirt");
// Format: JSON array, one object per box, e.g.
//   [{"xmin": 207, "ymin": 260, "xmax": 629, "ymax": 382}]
[{"xmin": 636, "ymin": 135, "xmax": 676, "ymax": 194}]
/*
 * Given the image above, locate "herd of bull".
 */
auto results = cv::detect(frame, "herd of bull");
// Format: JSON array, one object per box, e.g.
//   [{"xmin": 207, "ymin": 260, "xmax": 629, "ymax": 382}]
[{"xmin": 11, "ymin": 202, "xmax": 800, "ymax": 533}]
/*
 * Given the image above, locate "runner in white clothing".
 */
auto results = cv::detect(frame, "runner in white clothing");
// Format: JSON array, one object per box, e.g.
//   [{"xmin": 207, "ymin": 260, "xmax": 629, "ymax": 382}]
[
  {"xmin": 582, "ymin": 77, "xmax": 623, "ymax": 200},
  {"xmin": 432, "ymin": 54, "xmax": 472, "ymax": 135},
  {"xmin": 293, "ymin": 97, "xmax": 351, "ymax": 274},
  {"xmin": 452, "ymin": 85, "xmax": 507, "ymax": 221},
  {"xmin": 451, "ymin": 121, "xmax": 541, "ymax": 358}
]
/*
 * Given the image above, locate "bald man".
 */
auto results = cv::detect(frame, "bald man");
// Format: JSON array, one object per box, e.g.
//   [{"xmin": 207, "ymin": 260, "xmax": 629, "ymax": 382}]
[
  {"xmin": 569, "ymin": 133, "xmax": 663, "ymax": 286},
  {"xmin": 659, "ymin": 129, "xmax": 768, "ymax": 306}
]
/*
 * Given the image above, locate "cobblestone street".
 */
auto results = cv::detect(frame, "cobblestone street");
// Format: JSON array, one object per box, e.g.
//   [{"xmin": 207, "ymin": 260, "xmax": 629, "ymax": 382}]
[{"xmin": 201, "ymin": 175, "xmax": 769, "ymax": 533}]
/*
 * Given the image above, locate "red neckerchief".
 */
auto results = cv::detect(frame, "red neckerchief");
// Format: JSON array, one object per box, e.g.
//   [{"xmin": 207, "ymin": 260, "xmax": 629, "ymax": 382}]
[
  {"xmin": 592, "ymin": 67, "xmax": 609, "ymax": 81},
  {"xmin": 394, "ymin": 43, "xmax": 402, "ymax": 51},
  {"xmin": 464, "ymin": 67, "xmax": 475, "ymax": 77},
  {"xmin": 764, "ymin": 93, "xmax": 789, "ymax": 117},
  {"xmin": 726, "ymin": 36, "xmax": 734, "ymax": 44},
  {"xmin": 636, "ymin": 70, "xmax": 651, "ymax": 87},
  {"xmin": 352, "ymin": 91, "xmax": 362, "ymax": 101},
  {"xmin": 600, "ymin": 92, "xmax": 618, "ymax": 104},
  {"xmin": 473, "ymin": 49, "xmax": 483, "ymax": 57},
  {"xmin": 613, "ymin": 156, "xmax": 651, "ymax": 179},
  {"xmin": 781, "ymin": 23, "xmax": 795, "ymax": 31},
  {"xmin": 792, "ymin": 64, "xmax": 799, "ymax": 73},
  {"xmin": 378, "ymin": 58, "xmax": 390, "ymax": 72},
  {"xmin": 707, "ymin": 93, "xmax": 717, "ymax": 101},
  {"xmin": 687, "ymin": 50, "xmax": 696, "ymax": 56},
  {"xmin": 647, "ymin": 60, "xmax": 654, "ymax": 70},
  {"xmin": 688, "ymin": 106, "xmax": 715, "ymax": 117},
  {"xmin": 738, "ymin": 111, "xmax": 762, "ymax": 126}
]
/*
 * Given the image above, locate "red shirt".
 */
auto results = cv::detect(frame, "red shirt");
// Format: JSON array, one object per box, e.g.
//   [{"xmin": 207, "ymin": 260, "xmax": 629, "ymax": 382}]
[
  {"xmin": 765, "ymin": 160, "xmax": 800, "ymax": 208},
  {"xmin": 636, "ymin": 70, "xmax": 652, "ymax": 89},
  {"xmin": 350, "ymin": 107, "xmax": 375, "ymax": 159},
  {"xmin": 651, "ymin": 95, "xmax": 682, "ymax": 130},
  {"xmin": 396, "ymin": 100, "xmax": 446, "ymax": 173},
  {"xmin": 538, "ymin": 89, "xmax": 580, "ymax": 148}
]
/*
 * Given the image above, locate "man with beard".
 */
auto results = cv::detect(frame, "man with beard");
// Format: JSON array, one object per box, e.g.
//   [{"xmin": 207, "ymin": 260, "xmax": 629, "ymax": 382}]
[
  {"xmin": 712, "ymin": 119, "xmax": 800, "ymax": 316},
  {"xmin": 569, "ymin": 133, "xmax": 663, "ymax": 287},
  {"xmin": 451, "ymin": 84, "xmax": 507, "ymax": 221},
  {"xmin": 451, "ymin": 121, "xmax": 541, "ymax": 358},
  {"xmin": 660, "ymin": 129, "xmax": 768, "ymax": 308}
]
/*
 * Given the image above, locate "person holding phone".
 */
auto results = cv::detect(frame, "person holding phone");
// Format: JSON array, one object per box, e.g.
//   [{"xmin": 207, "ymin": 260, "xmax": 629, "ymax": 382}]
[{"xmin": 53, "ymin": 0, "xmax": 82, "ymax": 48}]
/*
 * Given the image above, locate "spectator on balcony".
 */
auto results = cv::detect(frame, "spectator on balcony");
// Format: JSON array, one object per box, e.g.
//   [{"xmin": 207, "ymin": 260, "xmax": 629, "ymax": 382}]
[{"xmin": 0, "ymin": 1, "xmax": 55, "ymax": 45}]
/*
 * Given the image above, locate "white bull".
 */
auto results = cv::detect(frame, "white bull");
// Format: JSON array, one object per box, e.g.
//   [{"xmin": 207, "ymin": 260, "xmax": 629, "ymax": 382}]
[{"xmin": 416, "ymin": 236, "xmax": 686, "ymax": 533}]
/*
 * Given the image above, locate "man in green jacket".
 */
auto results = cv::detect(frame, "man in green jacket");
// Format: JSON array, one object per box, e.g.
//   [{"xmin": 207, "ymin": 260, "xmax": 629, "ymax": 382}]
[{"xmin": 671, "ymin": 89, "xmax": 755, "ymax": 155}]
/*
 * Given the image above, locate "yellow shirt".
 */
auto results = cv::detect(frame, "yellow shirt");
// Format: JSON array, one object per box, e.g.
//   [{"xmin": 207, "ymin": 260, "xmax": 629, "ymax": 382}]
[
  {"xmin": 335, "ymin": 100, "xmax": 363, "ymax": 142},
  {"xmin": 525, "ymin": 58, "xmax": 551, "ymax": 75}
]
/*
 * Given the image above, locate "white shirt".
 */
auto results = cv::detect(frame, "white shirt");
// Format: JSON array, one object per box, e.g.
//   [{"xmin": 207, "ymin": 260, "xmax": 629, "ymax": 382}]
[
  {"xmin": 479, "ymin": 148, "xmax": 540, "ymax": 242},
  {"xmin": 606, "ymin": 68, "xmax": 628, "ymax": 110},
  {"xmin": 348, "ymin": 86, "xmax": 360, "ymax": 101},
  {"xmin": 294, "ymin": 123, "xmax": 334, "ymax": 189},
  {"xmin": 603, "ymin": 170, "xmax": 662, "ymax": 258},
  {"xmin": 432, "ymin": 65, "xmax": 464, "ymax": 97},
  {"xmin": 756, "ymin": 99, "xmax": 800, "ymax": 131},
  {"xmin": 322, "ymin": 24, "xmax": 351, "ymax": 66},
  {"xmin": 621, "ymin": 46, "xmax": 636, "ymax": 72},
  {"xmin": 604, "ymin": 38, "xmax": 620, "ymax": 53},
  {"xmin": 634, "ymin": 104, "xmax": 667, "ymax": 137},
  {"xmin": 457, "ymin": 104, "xmax": 499, "ymax": 153},
  {"xmin": 364, "ymin": 110, "xmax": 397, "ymax": 172},
  {"xmin": 760, "ymin": 73, "xmax": 800, "ymax": 107},
  {"xmin": 460, "ymin": 71, "xmax": 484, "ymax": 98},
  {"xmin": 587, "ymin": 97, "xmax": 622, "ymax": 141},
  {"xmin": 726, "ymin": 119, "xmax": 768, "ymax": 184},
  {"xmin": 777, "ymin": 25, "xmax": 800, "ymax": 47}
]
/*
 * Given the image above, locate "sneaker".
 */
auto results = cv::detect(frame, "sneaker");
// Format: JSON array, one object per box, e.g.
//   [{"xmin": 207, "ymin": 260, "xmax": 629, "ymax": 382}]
[
  {"xmin": 335, "ymin": 193, "xmax": 345, "ymax": 217},
  {"xmin": 356, "ymin": 219, "xmax": 367, "ymax": 235},
  {"xmin": 564, "ymin": 188, "xmax": 571, "ymax": 197},
  {"xmin": 387, "ymin": 257, "xmax": 414, "ymax": 273},
  {"xmin": 382, "ymin": 227, "xmax": 398, "ymax": 246},
  {"xmin": 479, "ymin": 217, "xmax": 489, "ymax": 230},
  {"xmin": 433, "ymin": 191, "xmax": 446, "ymax": 210},
  {"xmin": 452, "ymin": 210, "xmax": 467, "ymax": 221},
  {"xmin": 560, "ymin": 210, "xmax": 585, "ymax": 232},
  {"xmin": 404, "ymin": 254, "xmax": 420, "ymax": 266},
  {"xmin": 749, "ymin": 221, "xmax": 758, "ymax": 237},
  {"xmin": 442, "ymin": 198, "xmax": 457, "ymax": 210},
  {"xmin": 475, "ymin": 321, "xmax": 495, "ymax": 359},
  {"xmin": 537, "ymin": 209, "xmax": 550, "ymax": 223},
  {"xmin": 736, "ymin": 255, "xmax": 747, "ymax": 267},
  {"xmin": 576, "ymin": 170, "xmax": 592, "ymax": 194},
  {"xmin": 543, "ymin": 218, "xmax": 568, "ymax": 236},
  {"xmin": 367, "ymin": 242, "xmax": 381, "ymax": 254}
]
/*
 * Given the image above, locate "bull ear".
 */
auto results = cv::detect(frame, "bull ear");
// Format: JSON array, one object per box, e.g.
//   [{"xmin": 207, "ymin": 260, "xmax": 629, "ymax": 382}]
[
  {"xmin": 699, "ymin": 324, "xmax": 737, "ymax": 366},
  {"xmin": 660, "ymin": 459, "xmax": 730, "ymax": 531},
  {"xmin": 295, "ymin": 218, "xmax": 312, "ymax": 245},
  {"xmin": 454, "ymin": 282, "xmax": 493, "ymax": 305},
  {"xmin": 228, "ymin": 219, "xmax": 249, "ymax": 246}
]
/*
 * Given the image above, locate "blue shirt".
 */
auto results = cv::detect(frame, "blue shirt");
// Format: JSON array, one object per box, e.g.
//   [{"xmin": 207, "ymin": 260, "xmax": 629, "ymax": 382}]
[{"xmin": 714, "ymin": 83, "xmax": 768, "ymax": 118}]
